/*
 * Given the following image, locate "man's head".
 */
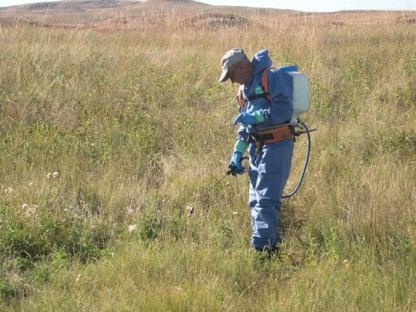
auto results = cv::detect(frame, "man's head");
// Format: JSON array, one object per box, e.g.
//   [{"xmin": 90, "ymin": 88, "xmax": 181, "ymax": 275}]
[{"xmin": 219, "ymin": 48, "xmax": 253, "ymax": 85}]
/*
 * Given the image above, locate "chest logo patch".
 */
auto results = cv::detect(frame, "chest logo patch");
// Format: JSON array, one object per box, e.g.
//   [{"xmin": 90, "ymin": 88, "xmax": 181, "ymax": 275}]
[{"xmin": 254, "ymin": 86, "xmax": 265, "ymax": 95}]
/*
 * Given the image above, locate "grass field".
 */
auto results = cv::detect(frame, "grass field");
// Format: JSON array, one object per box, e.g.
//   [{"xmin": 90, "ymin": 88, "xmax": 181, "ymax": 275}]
[{"xmin": 1, "ymin": 8, "xmax": 416, "ymax": 311}]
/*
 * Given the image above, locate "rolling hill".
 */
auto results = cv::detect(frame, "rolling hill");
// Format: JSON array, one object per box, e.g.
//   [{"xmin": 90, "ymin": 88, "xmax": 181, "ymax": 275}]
[{"xmin": 0, "ymin": 0, "xmax": 415, "ymax": 30}]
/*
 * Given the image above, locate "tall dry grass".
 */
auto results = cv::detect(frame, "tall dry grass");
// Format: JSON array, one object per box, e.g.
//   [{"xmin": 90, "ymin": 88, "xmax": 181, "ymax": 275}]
[{"xmin": 0, "ymin": 9, "xmax": 415, "ymax": 311}]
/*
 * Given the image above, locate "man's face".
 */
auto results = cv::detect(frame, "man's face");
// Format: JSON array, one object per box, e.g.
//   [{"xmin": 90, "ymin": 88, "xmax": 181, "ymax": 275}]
[{"xmin": 229, "ymin": 62, "xmax": 250, "ymax": 85}]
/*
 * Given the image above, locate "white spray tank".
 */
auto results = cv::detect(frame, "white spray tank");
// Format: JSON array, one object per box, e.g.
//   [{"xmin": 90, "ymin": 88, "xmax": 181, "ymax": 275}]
[
  {"xmin": 276, "ymin": 65, "xmax": 313, "ymax": 199},
  {"xmin": 277, "ymin": 65, "xmax": 309, "ymax": 124}
]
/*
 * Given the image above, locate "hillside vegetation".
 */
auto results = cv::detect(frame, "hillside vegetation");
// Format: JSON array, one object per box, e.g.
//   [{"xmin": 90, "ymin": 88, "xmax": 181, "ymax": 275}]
[{"xmin": 1, "ymin": 8, "xmax": 416, "ymax": 311}]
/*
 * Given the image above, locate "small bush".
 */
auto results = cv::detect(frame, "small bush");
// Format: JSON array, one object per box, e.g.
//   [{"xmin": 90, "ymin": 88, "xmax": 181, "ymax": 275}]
[
  {"xmin": 0, "ymin": 277, "xmax": 18, "ymax": 304},
  {"xmin": 0, "ymin": 208, "xmax": 49, "ymax": 261},
  {"xmin": 0, "ymin": 204, "xmax": 112, "ymax": 264},
  {"xmin": 138, "ymin": 212, "xmax": 162, "ymax": 242}
]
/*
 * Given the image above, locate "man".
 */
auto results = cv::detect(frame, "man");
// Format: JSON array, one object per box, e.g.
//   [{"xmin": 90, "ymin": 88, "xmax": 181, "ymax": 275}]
[{"xmin": 219, "ymin": 48, "xmax": 294, "ymax": 255}]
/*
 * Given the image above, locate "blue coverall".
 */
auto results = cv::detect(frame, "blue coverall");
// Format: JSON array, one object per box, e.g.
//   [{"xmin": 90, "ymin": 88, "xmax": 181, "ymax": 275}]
[{"xmin": 236, "ymin": 49, "xmax": 294, "ymax": 250}]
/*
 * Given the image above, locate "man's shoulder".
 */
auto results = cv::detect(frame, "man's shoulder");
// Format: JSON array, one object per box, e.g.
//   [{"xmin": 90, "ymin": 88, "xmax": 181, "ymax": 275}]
[
  {"xmin": 269, "ymin": 68, "xmax": 294, "ymax": 83},
  {"xmin": 263, "ymin": 67, "xmax": 285, "ymax": 85}
]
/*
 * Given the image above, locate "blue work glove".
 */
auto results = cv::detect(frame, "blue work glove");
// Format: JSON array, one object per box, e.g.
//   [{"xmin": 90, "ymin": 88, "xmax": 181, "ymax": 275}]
[
  {"xmin": 233, "ymin": 111, "xmax": 265, "ymax": 126},
  {"xmin": 228, "ymin": 151, "xmax": 245, "ymax": 176}
]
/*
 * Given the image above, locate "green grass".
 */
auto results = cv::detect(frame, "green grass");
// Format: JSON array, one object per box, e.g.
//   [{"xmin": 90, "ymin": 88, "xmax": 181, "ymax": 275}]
[{"xmin": 0, "ymin": 12, "xmax": 416, "ymax": 311}]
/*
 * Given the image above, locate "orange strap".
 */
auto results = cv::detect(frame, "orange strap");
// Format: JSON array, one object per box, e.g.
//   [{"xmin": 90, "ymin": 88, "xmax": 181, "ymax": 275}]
[
  {"xmin": 236, "ymin": 85, "xmax": 245, "ymax": 109},
  {"xmin": 255, "ymin": 125, "xmax": 294, "ymax": 145},
  {"xmin": 261, "ymin": 67, "xmax": 272, "ymax": 102}
]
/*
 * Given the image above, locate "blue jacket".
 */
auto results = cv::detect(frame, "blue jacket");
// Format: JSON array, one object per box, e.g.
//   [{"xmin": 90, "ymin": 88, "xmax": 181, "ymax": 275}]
[{"xmin": 237, "ymin": 49, "xmax": 294, "ymax": 142}]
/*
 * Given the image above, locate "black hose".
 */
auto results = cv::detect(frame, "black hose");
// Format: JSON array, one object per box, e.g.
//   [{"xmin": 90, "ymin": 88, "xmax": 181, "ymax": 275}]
[{"xmin": 281, "ymin": 121, "xmax": 312, "ymax": 199}]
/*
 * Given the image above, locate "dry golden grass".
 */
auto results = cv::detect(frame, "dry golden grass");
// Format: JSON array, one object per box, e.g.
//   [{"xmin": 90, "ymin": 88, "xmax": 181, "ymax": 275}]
[{"xmin": 0, "ymin": 3, "xmax": 416, "ymax": 311}]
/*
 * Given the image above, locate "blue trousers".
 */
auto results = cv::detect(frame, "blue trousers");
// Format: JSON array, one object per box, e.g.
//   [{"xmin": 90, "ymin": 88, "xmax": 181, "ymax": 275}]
[{"xmin": 248, "ymin": 139, "xmax": 294, "ymax": 250}]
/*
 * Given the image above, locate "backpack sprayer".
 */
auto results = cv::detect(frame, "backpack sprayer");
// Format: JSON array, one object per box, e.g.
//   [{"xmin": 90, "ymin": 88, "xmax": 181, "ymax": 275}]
[{"xmin": 279, "ymin": 65, "xmax": 315, "ymax": 198}]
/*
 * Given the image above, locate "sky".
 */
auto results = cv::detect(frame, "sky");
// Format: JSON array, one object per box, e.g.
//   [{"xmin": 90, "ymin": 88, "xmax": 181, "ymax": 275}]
[{"xmin": 0, "ymin": 0, "xmax": 415, "ymax": 11}]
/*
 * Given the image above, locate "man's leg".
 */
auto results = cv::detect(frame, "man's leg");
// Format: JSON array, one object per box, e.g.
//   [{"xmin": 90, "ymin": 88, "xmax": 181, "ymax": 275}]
[{"xmin": 250, "ymin": 140, "xmax": 293, "ymax": 251}]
